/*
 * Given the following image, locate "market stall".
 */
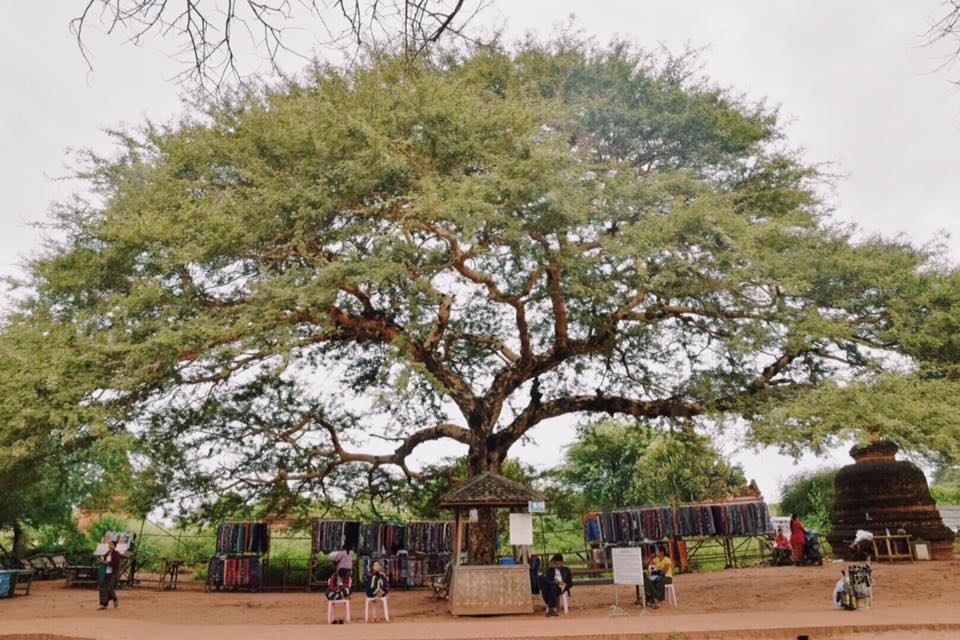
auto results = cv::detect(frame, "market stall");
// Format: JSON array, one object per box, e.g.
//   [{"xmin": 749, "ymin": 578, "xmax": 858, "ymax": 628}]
[
  {"xmin": 65, "ymin": 531, "xmax": 138, "ymax": 588},
  {"xmin": 583, "ymin": 496, "xmax": 775, "ymax": 570},
  {"xmin": 439, "ymin": 471, "xmax": 546, "ymax": 616}
]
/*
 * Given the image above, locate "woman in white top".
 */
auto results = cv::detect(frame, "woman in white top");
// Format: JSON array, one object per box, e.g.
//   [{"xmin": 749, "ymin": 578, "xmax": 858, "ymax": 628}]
[{"xmin": 98, "ymin": 540, "xmax": 122, "ymax": 610}]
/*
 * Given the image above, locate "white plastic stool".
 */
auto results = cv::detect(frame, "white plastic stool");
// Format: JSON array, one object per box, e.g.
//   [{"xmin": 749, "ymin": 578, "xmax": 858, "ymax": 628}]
[
  {"xmin": 664, "ymin": 583, "xmax": 677, "ymax": 607},
  {"xmin": 327, "ymin": 598, "xmax": 351, "ymax": 623},
  {"xmin": 365, "ymin": 596, "xmax": 390, "ymax": 622},
  {"xmin": 561, "ymin": 591, "xmax": 570, "ymax": 613}
]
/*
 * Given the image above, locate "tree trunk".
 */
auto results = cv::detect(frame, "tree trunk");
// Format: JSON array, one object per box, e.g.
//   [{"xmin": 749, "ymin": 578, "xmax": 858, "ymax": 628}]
[
  {"xmin": 11, "ymin": 520, "xmax": 23, "ymax": 559},
  {"xmin": 467, "ymin": 443, "xmax": 503, "ymax": 565},
  {"xmin": 469, "ymin": 507, "xmax": 498, "ymax": 565}
]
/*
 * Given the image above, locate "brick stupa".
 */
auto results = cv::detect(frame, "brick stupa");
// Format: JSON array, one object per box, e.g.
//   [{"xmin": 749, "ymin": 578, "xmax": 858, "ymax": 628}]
[{"xmin": 828, "ymin": 440, "xmax": 955, "ymax": 560}]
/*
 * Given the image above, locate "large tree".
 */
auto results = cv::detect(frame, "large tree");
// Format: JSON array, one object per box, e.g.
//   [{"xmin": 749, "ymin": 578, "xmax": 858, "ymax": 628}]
[{"xmin": 4, "ymin": 40, "xmax": 960, "ymax": 562}]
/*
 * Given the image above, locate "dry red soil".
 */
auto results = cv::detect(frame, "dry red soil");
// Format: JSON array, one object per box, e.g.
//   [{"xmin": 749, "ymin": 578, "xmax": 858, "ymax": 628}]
[{"xmin": 2, "ymin": 557, "xmax": 959, "ymax": 639}]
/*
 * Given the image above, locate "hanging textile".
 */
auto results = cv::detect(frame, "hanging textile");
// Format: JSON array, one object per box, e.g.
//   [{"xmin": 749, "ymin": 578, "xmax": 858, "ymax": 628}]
[
  {"xmin": 207, "ymin": 555, "xmax": 261, "ymax": 589},
  {"xmin": 584, "ymin": 500, "xmax": 772, "ymax": 544},
  {"xmin": 358, "ymin": 552, "xmax": 439, "ymax": 588},
  {"xmin": 312, "ymin": 520, "xmax": 455, "ymax": 555},
  {"xmin": 215, "ymin": 522, "xmax": 270, "ymax": 554}
]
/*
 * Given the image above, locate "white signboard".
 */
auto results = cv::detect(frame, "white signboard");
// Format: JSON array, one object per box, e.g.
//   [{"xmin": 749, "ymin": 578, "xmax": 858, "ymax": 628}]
[
  {"xmin": 611, "ymin": 546, "xmax": 645, "ymax": 586},
  {"xmin": 528, "ymin": 501, "xmax": 546, "ymax": 514},
  {"xmin": 508, "ymin": 513, "xmax": 534, "ymax": 546}
]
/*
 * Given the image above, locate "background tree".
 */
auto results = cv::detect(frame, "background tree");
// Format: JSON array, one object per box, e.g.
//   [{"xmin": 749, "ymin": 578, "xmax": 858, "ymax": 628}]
[
  {"xmin": 71, "ymin": 0, "xmax": 484, "ymax": 90},
  {"xmin": 930, "ymin": 465, "xmax": 960, "ymax": 505},
  {"xmin": 5, "ymin": 39, "xmax": 960, "ymax": 562},
  {"xmin": 634, "ymin": 428, "xmax": 746, "ymax": 505},
  {"xmin": 557, "ymin": 419, "xmax": 655, "ymax": 510},
  {"xmin": 779, "ymin": 468, "xmax": 838, "ymax": 533},
  {"xmin": 558, "ymin": 419, "xmax": 744, "ymax": 510}
]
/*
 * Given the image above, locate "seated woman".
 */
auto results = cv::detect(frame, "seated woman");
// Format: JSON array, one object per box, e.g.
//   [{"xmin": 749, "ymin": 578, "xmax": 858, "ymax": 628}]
[
  {"xmin": 773, "ymin": 527, "xmax": 792, "ymax": 565},
  {"xmin": 642, "ymin": 546, "xmax": 673, "ymax": 608},
  {"xmin": 326, "ymin": 567, "xmax": 352, "ymax": 624},
  {"xmin": 366, "ymin": 561, "xmax": 389, "ymax": 599}
]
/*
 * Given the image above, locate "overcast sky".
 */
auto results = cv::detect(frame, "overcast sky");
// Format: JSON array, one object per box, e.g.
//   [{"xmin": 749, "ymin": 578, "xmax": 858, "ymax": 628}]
[{"xmin": 2, "ymin": 1, "xmax": 958, "ymax": 500}]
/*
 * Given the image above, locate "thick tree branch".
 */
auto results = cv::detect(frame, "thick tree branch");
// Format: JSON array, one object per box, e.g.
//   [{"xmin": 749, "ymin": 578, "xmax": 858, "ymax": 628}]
[
  {"xmin": 493, "ymin": 347, "xmax": 808, "ymax": 451},
  {"xmin": 291, "ymin": 414, "xmax": 470, "ymax": 482}
]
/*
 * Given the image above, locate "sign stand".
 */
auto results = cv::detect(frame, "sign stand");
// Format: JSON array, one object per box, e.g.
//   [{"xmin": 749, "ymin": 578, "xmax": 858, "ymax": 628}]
[{"xmin": 610, "ymin": 547, "xmax": 648, "ymax": 618}]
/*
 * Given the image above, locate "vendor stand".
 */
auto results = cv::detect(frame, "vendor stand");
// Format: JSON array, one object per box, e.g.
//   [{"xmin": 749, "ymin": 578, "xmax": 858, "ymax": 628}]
[
  {"xmin": 65, "ymin": 531, "xmax": 138, "ymax": 588},
  {"xmin": 439, "ymin": 471, "xmax": 546, "ymax": 616}
]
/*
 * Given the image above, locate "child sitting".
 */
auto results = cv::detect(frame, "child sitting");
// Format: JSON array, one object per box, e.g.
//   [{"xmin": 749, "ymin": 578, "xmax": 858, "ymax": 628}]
[{"xmin": 366, "ymin": 560, "xmax": 389, "ymax": 599}]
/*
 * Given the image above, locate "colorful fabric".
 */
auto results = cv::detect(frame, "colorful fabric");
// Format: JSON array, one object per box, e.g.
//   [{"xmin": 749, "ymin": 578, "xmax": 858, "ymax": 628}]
[
  {"xmin": 312, "ymin": 520, "xmax": 455, "ymax": 555},
  {"xmin": 584, "ymin": 500, "xmax": 773, "ymax": 544},
  {"xmin": 207, "ymin": 556, "xmax": 261, "ymax": 588},
  {"xmin": 358, "ymin": 553, "xmax": 439, "ymax": 588},
  {"xmin": 215, "ymin": 522, "xmax": 270, "ymax": 554},
  {"xmin": 327, "ymin": 573, "xmax": 353, "ymax": 592},
  {"xmin": 366, "ymin": 572, "xmax": 389, "ymax": 598}
]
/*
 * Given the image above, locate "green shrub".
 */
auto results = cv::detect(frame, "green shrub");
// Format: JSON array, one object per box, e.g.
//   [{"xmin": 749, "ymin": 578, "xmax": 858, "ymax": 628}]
[{"xmin": 780, "ymin": 469, "xmax": 838, "ymax": 533}]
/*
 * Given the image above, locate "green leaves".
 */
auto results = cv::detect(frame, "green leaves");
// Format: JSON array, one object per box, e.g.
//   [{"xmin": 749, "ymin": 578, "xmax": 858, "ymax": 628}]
[
  {"xmin": 2, "ymin": 37, "xmax": 959, "ymax": 530},
  {"xmin": 557, "ymin": 419, "xmax": 745, "ymax": 509}
]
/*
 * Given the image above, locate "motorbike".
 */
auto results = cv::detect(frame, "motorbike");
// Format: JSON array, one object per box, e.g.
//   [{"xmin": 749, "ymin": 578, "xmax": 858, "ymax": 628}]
[{"xmin": 804, "ymin": 530, "xmax": 824, "ymax": 565}]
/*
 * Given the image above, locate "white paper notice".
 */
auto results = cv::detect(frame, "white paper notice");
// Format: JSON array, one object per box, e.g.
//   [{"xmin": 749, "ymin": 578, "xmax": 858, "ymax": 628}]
[
  {"xmin": 612, "ymin": 547, "xmax": 645, "ymax": 585},
  {"xmin": 508, "ymin": 513, "xmax": 534, "ymax": 546}
]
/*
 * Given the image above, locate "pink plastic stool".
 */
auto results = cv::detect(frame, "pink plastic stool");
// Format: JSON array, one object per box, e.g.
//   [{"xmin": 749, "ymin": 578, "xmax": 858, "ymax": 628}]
[
  {"xmin": 327, "ymin": 598, "xmax": 351, "ymax": 624},
  {"xmin": 365, "ymin": 596, "xmax": 390, "ymax": 622}
]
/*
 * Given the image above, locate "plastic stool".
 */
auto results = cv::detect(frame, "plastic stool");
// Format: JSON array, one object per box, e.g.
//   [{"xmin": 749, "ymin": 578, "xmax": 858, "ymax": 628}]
[
  {"xmin": 561, "ymin": 591, "xmax": 570, "ymax": 613},
  {"xmin": 665, "ymin": 583, "xmax": 677, "ymax": 607},
  {"xmin": 327, "ymin": 598, "xmax": 351, "ymax": 623},
  {"xmin": 365, "ymin": 596, "xmax": 390, "ymax": 622}
]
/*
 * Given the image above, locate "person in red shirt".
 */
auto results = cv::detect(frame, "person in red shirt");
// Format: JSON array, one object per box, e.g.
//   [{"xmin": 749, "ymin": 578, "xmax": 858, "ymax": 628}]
[
  {"xmin": 326, "ymin": 567, "xmax": 352, "ymax": 624},
  {"xmin": 773, "ymin": 527, "xmax": 791, "ymax": 565},
  {"xmin": 789, "ymin": 514, "xmax": 807, "ymax": 566}
]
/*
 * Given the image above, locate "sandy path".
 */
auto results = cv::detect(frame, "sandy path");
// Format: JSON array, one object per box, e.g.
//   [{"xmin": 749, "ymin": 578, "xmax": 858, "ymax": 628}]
[{"xmin": 2, "ymin": 557, "xmax": 958, "ymax": 639}]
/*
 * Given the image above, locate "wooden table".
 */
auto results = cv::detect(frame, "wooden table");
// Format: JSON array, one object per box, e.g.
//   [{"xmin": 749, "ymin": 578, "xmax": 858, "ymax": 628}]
[
  {"xmin": 159, "ymin": 558, "xmax": 186, "ymax": 590},
  {"xmin": 870, "ymin": 534, "xmax": 913, "ymax": 561},
  {"xmin": 65, "ymin": 565, "xmax": 98, "ymax": 587},
  {"xmin": 14, "ymin": 570, "xmax": 34, "ymax": 595}
]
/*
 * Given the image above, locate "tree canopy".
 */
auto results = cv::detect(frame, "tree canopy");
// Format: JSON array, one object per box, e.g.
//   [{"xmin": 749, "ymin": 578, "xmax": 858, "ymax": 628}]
[{"xmin": 3, "ymin": 38, "xmax": 960, "ymax": 561}]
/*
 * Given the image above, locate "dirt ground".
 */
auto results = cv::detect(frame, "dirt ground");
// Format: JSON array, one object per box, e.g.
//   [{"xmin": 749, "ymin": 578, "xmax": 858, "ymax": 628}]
[{"xmin": 2, "ymin": 557, "xmax": 959, "ymax": 640}]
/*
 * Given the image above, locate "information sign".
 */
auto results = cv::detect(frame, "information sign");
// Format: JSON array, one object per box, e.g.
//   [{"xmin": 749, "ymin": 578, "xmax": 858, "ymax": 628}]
[{"xmin": 611, "ymin": 546, "xmax": 645, "ymax": 586}]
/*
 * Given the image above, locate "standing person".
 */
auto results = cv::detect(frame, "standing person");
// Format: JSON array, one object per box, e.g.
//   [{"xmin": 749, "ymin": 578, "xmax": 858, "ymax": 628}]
[
  {"xmin": 326, "ymin": 567, "xmax": 352, "ymax": 624},
  {"xmin": 538, "ymin": 553, "xmax": 572, "ymax": 617},
  {"xmin": 98, "ymin": 539, "xmax": 122, "ymax": 610},
  {"xmin": 328, "ymin": 543, "xmax": 354, "ymax": 575},
  {"xmin": 643, "ymin": 546, "xmax": 673, "ymax": 607},
  {"xmin": 789, "ymin": 514, "xmax": 807, "ymax": 566},
  {"xmin": 366, "ymin": 560, "xmax": 389, "ymax": 599}
]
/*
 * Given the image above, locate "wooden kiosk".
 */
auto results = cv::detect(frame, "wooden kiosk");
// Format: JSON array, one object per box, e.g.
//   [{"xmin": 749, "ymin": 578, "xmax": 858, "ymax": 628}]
[{"xmin": 439, "ymin": 471, "xmax": 546, "ymax": 616}]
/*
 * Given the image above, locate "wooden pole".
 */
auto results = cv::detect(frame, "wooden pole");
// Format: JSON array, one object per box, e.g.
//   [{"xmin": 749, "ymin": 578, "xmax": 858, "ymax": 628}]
[{"xmin": 455, "ymin": 510, "xmax": 464, "ymax": 566}]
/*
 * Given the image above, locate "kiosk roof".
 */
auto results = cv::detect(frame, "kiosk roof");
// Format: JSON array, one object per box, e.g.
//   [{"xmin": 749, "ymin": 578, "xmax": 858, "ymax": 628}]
[{"xmin": 438, "ymin": 471, "xmax": 546, "ymax": 509}]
